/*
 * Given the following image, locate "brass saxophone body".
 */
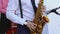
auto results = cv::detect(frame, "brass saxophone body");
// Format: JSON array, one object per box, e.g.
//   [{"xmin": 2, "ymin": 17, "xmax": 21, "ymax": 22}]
[{"xmin": 31, "ymin": 0, "xmax": 49, "ymax": 34}]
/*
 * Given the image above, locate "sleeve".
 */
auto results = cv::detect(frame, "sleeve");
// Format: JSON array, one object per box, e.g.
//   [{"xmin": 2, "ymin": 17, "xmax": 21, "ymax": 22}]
[{"xmin": 6, "ymin": 0, "xmax": 26, "ymax": 25}]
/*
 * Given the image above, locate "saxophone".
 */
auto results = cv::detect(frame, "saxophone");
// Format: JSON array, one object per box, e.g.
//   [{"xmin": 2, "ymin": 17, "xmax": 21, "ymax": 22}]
[{"xmin": 31, "ymin": 0, "xmax": 49, "ymax": 34}]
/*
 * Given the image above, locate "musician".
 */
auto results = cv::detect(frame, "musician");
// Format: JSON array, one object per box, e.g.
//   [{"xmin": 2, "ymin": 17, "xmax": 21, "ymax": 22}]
[
  {"xmin": 6, "ymin": 0, "xmax": 60, "ymax": 34},
  {"xmin": 0, "ymin": 0, "xmax": 11, "ymax": 34}
]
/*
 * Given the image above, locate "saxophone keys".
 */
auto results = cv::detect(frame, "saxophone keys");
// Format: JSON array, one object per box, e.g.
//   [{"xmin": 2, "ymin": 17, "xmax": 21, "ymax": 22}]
[{"xmin": 38, "ymin": 25, "xmax": 42, "ymax": 28}]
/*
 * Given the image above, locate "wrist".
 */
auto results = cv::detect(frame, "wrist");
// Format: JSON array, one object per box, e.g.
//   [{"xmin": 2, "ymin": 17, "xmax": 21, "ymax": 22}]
[
  {"xmin": 24, "ymin": 22, "xmax": 27, "ymax": 25},
  {"xmin": 24, "ymin": 20, "xmax": 28, "ymax": 25}
]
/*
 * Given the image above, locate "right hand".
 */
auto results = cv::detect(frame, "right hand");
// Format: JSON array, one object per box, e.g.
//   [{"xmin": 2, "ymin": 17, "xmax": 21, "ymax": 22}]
[{"xmin": 26, "ymin": 21, "xmax": 37, "ymax": 32}]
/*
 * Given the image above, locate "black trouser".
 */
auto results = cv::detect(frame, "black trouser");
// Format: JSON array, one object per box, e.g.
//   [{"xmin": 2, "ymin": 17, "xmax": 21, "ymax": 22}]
[
  {"xmin": 0, "ymin": 13, "xmax": 11, "ymax": 33},
  {"xmin": 17, "ymin": 24, "xmax": 31, "ymax": 34}
]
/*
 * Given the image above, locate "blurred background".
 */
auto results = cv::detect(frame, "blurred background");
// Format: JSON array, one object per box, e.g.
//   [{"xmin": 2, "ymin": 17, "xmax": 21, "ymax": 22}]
[{"xmin": 43, "ymin": 0, "xmax": 60, "ymax": 34}]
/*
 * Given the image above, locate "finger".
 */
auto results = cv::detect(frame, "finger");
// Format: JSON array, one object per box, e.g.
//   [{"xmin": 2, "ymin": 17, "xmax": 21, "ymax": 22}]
[
  {"xmin": 33, "ymin": 23, "xmax": 37, "ymax": 26},
  {"xmin": 29, "ymin": 27, "xmax": 33, "ymax": 32},
  {"xmin": 31, "ymin": 25, "xmax": 36, "ymax": 31},
  {"xmin": 28, "ymin": 24, "xmax": 34, "ymax": 32},
  {"xmin": 32, "ymin": 23, "xmax": 37, "ymax": 29},
  {"xmin": 30, "ymin": 27, "xmax": 35, "ymax": 32}
]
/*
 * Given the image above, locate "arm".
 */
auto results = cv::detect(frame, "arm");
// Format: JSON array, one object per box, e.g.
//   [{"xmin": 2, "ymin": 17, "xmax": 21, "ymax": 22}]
[
  {"xmin": 6, "ymin": 0, "xmax": 37, "ymax": 31},
  {"xmin": 6, "ymin": 0, "xmax": 26, "ymax": 25}
]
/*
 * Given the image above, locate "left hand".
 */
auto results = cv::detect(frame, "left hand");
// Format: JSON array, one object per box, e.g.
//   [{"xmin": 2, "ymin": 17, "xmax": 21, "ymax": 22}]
[{"xmin": 42, "ymin": 5, "xmax": 46, "ymax": 12}]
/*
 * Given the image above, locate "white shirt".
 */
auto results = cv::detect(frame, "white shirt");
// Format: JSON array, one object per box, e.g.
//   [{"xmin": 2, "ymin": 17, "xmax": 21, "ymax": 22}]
[
  {"xmin": 6, "ymin": 0, "xmax": 49, "ymax": 34},
  {"xmin": 6, "ymin": 0, "xmax": 39, "ymax": 25}
]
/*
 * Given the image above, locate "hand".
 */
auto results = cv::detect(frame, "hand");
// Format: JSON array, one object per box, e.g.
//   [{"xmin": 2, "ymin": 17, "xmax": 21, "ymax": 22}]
[
  {"xmin": 26, "ymin": 21, "xmax": 37, "ymax": 32},
  {"xmin": 42, "ymin": 5, "xmax": 46, "ymax": 12}
]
